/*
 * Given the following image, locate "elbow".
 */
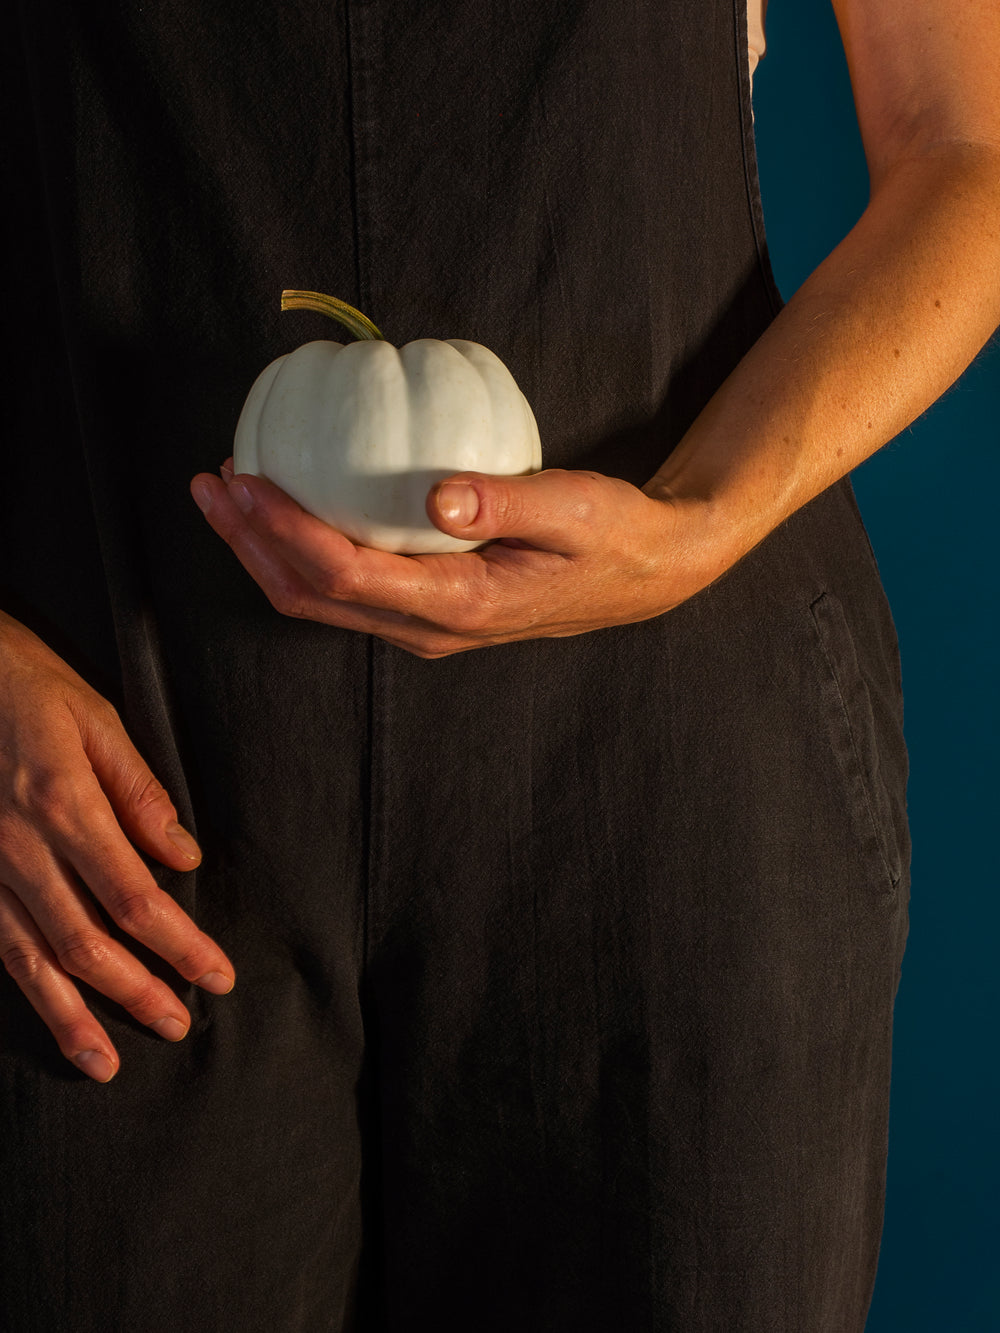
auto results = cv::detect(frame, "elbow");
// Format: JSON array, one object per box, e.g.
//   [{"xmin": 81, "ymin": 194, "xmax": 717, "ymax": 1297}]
[{"xmin": 866, "ymin": 108, "xmax": 1000, "ymax": 196}]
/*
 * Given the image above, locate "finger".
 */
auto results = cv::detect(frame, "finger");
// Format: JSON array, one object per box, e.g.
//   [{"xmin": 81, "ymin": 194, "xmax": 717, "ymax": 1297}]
[
  {"xmin": 194, "ymin": 470, "xmax": 484, "ymax": 627},
  {"xmin": 427, "ymin": 468, "xmax": 620, "ymax": 552},
  {"xmin": 73, "ymin": 699, "xmax": 204, "ymax": 873},
  {"xmin": 193, "ymin": 472, "xmax": 333, "ymax": 605},
  {"xmin": 0, "ymin": 830, "xmax": 202, "ymax": 1029},
  {"xmin": 65, "ymin": 797, "xmax": 235, "ymax": 993},
  {"xmin": 0, "ymin": 882, "xmax": 121, "ymax": 1080},
  {"xmin": 8, "ymin": 746, "xmax": 236, "ymax": 995},
  {"xmin": 11, "ymin": 714, "xmax": 235, "ymax": 993}
]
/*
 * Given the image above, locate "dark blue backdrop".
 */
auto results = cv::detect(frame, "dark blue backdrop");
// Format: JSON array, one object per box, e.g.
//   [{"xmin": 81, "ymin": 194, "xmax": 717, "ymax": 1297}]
[{"xmin": 752, "ymin": 4, "xmax": 999, "ymax": 1328}]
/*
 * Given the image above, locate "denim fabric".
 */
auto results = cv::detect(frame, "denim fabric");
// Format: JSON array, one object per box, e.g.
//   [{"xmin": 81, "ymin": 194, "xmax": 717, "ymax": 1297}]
[{"xmin": 2, "ymin": 2, "xmax": 908, "ymax": 1329}]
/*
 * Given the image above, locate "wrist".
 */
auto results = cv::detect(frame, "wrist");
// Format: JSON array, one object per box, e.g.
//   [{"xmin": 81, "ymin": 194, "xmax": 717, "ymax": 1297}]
[{"xmin": 645, "ymin": 476, "xmax": 757, "ymax": 600}]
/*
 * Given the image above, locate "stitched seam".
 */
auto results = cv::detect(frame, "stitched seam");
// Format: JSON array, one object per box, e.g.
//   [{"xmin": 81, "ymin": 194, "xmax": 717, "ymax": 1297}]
[{"xmin": 810, "ymin": 594, "xmax": 900, "ymax": 890}]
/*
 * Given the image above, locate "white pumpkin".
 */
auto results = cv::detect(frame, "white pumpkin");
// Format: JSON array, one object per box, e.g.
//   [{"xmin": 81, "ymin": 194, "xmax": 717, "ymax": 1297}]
[{"xmin": 234, "ymin": 292, "xmax": 542, "ymax": 554}]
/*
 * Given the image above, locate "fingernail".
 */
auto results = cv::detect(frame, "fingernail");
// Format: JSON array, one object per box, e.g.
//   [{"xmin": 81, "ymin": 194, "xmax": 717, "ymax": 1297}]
[
  {"xmin": 166, "ymin": 821, "xmax": 201, "ymax": 863},
  {"xmin": 196, "ymin": 971, "xmax": 235, "ymax": 995},
  {"xmin": 230, "ymin": 480, "xmax": 254, "ymax": 514},
  {"xmin": 220, "ymin": 462, "xmax": 234, "ymax": 483},
  {"xmin": 75, "ymin": 1050, "xmax": 116, "ymax": 1083},
  {"xmin": 191, "ymin": 479, "xmax": 213, "ymax": 513},
  {"xmin": 436, "ymin": 482, "xmax": 479, "ymax": 526},
  {"xmin": 150, "ymin": 1016, "xmax": 189, "ymax": 1042}
]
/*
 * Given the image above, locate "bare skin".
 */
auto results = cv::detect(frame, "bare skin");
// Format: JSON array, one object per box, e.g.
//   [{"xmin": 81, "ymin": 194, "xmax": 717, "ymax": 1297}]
[
  {"xmin": 192, "ymin": 1, "xmax": 1000, "ymax": 658},
  {"xmin": 0, "ymin": 612, "xmax": 235, "ymax": 1081},
  {"xmin": 2, "ymin": 0, "xmax": 998, "ymax": 1076}
]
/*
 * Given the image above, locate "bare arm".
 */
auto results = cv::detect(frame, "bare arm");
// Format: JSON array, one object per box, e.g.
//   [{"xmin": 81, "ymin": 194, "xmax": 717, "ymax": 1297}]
[
  {"xmin": 192, "ymin": 0, "xmax": 1000, "ymax": 654},
  {"xmin": 646, "ymin": 0, "xmax": 1000, "ymax": 560}
]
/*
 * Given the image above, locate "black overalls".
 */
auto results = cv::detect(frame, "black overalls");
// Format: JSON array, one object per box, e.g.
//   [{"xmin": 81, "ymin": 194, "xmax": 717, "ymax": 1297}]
[{"xmin": 3, "ymin": 3, "xmax": 910, "ymax": 1329}]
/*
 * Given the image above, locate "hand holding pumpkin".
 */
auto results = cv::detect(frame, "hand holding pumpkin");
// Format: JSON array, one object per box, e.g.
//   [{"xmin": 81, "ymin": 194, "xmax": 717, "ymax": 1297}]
[
  {"xmin": 191, "ymin": 462, "xmax": 726, "ymax": 658},
  {"xmin": 192, "ymin": 292, "xmax": 733, "ymax": 655}
]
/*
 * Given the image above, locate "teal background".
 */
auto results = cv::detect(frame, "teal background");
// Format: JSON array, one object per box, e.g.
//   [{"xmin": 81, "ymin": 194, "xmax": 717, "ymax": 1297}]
[{"xmin": 752, "ymin": 3, "xmax": 999, "ymax": 1328}]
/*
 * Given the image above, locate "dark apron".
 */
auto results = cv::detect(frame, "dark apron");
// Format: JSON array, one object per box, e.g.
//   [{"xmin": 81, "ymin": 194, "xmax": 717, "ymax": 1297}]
[{"xmin": 2, "ymin": 3, "xmax": 909, "ymax": 1329}]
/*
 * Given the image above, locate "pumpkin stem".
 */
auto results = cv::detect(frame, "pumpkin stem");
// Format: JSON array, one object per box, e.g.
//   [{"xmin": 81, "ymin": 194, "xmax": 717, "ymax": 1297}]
[{"xmin": 280, "ymin": 291, "xmax": 385, "ymax": 341}]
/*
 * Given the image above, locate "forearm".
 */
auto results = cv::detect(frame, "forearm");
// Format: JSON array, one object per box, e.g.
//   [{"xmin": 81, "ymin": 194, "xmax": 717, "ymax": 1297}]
[{"xmin": 646, "ymin": 144, "xmax": 1000, "ymax": 573}]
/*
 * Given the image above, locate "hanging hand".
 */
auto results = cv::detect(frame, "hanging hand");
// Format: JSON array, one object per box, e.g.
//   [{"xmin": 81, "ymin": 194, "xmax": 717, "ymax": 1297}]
[{"xmin": 0, "ymin": 613, "xmax": 236, "ymax": 1081}]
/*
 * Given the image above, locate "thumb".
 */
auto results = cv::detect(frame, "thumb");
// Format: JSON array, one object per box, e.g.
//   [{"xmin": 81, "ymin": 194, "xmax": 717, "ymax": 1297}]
[{"xmin": 427, "ymin": 469, "xmax": 595, "ymax": 551}]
